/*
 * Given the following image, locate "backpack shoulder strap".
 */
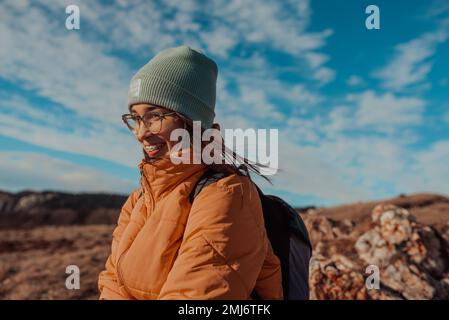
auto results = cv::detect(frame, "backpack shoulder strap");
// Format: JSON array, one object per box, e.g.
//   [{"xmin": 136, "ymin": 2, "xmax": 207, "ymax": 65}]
[{"xmin": 189, "ymin": 170, "xmax": 230, "ymax": 203}]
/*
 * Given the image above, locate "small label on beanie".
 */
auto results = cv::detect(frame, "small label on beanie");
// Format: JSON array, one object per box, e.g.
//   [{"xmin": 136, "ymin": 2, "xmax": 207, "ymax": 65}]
[{"xmin": 129, "ymin": 78, "xmax": 141, "ymax": 97}]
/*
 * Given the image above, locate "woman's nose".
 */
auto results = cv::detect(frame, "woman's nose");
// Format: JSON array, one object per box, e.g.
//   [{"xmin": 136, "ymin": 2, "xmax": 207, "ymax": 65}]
[{"xmin": 135, "ymin": 123, "xmax": 151, "ymax": 141}]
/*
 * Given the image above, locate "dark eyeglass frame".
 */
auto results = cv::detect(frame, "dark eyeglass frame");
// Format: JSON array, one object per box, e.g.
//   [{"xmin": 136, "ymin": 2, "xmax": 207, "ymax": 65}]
[{"xmin": 121, "ymin": 111, "xmax": 177, "ymax": 134}]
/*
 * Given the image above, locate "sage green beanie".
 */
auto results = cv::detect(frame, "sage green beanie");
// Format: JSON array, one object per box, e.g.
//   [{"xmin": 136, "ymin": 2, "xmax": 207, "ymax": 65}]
[{"xmin": 127, "ymin": 45, "xmax": 218, "ymax": 129}]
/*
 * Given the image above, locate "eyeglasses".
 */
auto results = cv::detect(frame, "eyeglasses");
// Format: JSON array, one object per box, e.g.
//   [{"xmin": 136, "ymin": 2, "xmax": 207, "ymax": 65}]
[{"xmin": 122, "ymin": 111, "xmax": 177, "ymax": 134}]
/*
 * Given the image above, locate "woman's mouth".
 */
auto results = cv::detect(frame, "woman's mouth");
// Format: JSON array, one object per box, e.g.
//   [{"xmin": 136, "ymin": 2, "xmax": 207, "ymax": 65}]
[{"xmin": 144, "ymin": 143, "xmax": 166, "ymax": 157}]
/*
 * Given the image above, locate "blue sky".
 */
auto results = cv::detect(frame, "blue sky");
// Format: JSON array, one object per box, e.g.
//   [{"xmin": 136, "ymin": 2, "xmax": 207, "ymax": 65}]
[{"xmin": 1, "ymin": 0, "xmax": 448, "ymax": 207}]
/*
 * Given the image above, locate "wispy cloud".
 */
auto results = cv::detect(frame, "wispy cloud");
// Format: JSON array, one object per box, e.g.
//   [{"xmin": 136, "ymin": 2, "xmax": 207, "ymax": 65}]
[
  {"xmin": 347, "ymin": 91, "xmax": 425, "ymax": 132},
  {"xmin": 0, "ymin": 1, "xmax": 131, "ymax": 124},
  {"xmin": 373, "ymin": 25, "xmax": 449, "ymax": 91},
  {"xmin": 272, "ymin": 115, "xmax": 448, "ymax": 205},
  {"xmin": 283, "ymin": 90, "xmax": 426, "ymax": 141}
]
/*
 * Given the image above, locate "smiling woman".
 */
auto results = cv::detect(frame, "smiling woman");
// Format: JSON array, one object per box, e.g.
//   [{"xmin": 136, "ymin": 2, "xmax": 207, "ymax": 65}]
[{"xmin": 97, "ymin": 45, "xmax": 285, "ymax": 300}]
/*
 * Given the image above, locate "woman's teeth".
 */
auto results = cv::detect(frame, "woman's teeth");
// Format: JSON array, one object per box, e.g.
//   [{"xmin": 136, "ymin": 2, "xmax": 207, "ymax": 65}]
[{"xmin": 145, "ymin": 144, "xmax": 163, "ymax": 152}]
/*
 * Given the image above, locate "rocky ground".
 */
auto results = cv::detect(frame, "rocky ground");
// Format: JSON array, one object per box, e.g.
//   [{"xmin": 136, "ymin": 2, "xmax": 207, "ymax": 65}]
[
  {"xmin": 1, "ymin": 191, "xmax": 448, "ymax": 299},
  {"xmin": 306, "ymin": 203, "xmax": 449, "ymax": 299}
]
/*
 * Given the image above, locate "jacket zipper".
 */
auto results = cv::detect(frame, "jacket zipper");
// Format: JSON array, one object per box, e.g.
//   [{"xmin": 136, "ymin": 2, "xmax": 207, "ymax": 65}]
[{"xmin": 140, "ymin": 168, "xmax": 155, "ymax": 213}]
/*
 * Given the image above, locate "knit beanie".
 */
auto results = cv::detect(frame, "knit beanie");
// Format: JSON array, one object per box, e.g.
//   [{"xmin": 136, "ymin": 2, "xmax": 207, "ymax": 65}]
[{"xmin": 127, "ymin": 45, "xmax": 218, "ymax": 129}]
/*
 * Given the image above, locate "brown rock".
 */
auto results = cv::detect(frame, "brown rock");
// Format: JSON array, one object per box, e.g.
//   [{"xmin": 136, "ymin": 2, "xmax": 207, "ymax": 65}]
[{"xmin": 310, "ymin": 203, "xmax": 449, "ymax": 299}]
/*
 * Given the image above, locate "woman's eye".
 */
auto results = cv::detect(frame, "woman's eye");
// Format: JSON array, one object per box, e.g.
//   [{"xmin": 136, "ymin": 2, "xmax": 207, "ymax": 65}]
[{"xmin": 145, "ymin": 113, "xmax": 160, "ymax": 121}]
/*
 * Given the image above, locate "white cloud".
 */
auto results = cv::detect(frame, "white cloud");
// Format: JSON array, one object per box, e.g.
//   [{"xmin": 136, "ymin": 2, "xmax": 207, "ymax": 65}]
[
  {"xmin": 305, "ymin": 52, "xmax": 329, "ymax": 69},
  {"xmin": 312, "ymin": 67, "xmax": 336, "ymax": 85},
  {"xmin": 190, "ymin": 0, "xmax": 334, "ymax": 83},
  {"xmin": 213, "ymin": 68, "xmax": 323, "ymax": 134},
  {"xmin": 217, "ymin": 72, "xmax": 323, "ymax": 126},
  {"xmin": 0, "ymin": 151, "xmax": 138, "ymax": 193},
  {"xmin": 408, "ymin": 140, "xmax": 449, "ymax": 192},
  {"xmin": 374, "ymin": 27, "xmax": 449, "ymax": 91},
  {"xmin": 198, "ymin": 25, "xmax": 239, "ymax": 59},
  {"xmin": 259, "ymin": 87, "xmax": 448, "ymax": 204},
  {"xmin": 347, "ymin": 75, "xmax": 365, "ymax": 87},
  {"xmin": 347, "ymin": 91, "xmax": 426, "ymax": 131},
  {"xmin": 324, "ymin": 106, "xmax": 352, "ymax": 134},
  {"xmin": 0, "ymin": 1, "xmax": 131, "ymax": 124},
  {"xmin": 274, "ymin": 124, "xmax": 449, "ymax": 204},
  {"xmin": 237, "ymin": 85, "xmax": 285, "ymax": 121},
  {"xmin": 216, "ymin": 86, "xmax": 443, "ymax": 205},
  {"xmin": 318, "ymin": 135, "xmax": 404, "ymax": 185},
  {"xmin": 216, "ymin": 82, "xmax": 440, "ymax": 204},
  {"xmin": 273, "ymin": 139, "xmax": 373, "ymax": 203},
  {"xmin": 38, "ymin": 0, "xmax": 178, "ymax": 54},
  {"xmin": 204, "ymin": 0, "xmax": 332, "ymax": 55},
  {"xmin": 300, "ymin": 91, "xmax": 426, "ymax": 138},
  {"xmin": 34, "ymin": 0, "xmax": 334, "ymax": 79},
  {"xmin": 284, "ymin": 117, "xmax": 321, "ymax": 144}
]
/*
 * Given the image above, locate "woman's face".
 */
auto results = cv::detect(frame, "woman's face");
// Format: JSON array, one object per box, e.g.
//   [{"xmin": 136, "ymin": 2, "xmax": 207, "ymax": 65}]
[{"xmin": 130, "ymin": 103, "xmax": 185, "ymax": 160}]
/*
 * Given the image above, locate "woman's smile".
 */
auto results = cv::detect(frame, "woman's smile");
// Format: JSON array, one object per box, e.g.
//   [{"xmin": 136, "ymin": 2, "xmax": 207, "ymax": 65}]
[{"xmin": 143, "ymin": 142, "xmax": 167, "ymax": 157}]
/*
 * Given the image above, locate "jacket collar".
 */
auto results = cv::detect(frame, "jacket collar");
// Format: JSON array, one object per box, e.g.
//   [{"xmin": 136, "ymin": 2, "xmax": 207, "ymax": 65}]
[{"xmin": 138, "ymin": 150, "xmax": 206, "ymax": 200}]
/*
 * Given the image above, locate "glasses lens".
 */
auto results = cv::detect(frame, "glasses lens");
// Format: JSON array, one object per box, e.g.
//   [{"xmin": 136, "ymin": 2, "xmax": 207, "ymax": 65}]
[
  {"xmin": 143, "ymin": 113, "xmax": 162, "ymax": 134},
  {"xmin": 123, "ymin": 115, "xmax": 138, "ymax": 132}
]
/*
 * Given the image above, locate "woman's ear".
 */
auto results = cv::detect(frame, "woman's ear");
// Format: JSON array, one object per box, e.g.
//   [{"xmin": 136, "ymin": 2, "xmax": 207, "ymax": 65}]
[{"xmin": 212, "ymin": 123, "xmax": 221, "ymax": 131}]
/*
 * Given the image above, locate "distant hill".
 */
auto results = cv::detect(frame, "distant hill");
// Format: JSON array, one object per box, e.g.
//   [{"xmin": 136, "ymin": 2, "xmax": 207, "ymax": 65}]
[
  {"xmin": 299, "ymin": 192, "xmax": 449, "ymax": 232},
  {"xmin": 0, "ymin": 190, "xmax": 127, "ymax": 228}
]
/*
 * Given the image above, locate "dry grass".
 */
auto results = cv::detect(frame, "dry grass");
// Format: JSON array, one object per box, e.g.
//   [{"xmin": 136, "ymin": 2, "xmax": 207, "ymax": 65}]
[{"xmin": 0, "ymin": 225, "xmax": 114, "ymax": 300}]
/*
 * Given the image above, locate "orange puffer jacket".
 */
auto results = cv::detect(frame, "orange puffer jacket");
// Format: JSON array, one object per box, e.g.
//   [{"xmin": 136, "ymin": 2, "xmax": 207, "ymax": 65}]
[{"xmin": 98, "ymin": 157, "xmax": 283, "ymax": 299}]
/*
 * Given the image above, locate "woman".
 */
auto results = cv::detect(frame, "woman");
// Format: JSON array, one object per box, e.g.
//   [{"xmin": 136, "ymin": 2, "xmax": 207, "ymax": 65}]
[{"xmin": 98, "ymin": 46, "xmax": 283, "ymax": 300}]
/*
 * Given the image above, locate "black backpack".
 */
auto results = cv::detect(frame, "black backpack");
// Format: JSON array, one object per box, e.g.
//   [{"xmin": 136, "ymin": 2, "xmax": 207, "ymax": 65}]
[{"xmin": 189, "ymin": 169, "xmax": 312, "ymax": 300}]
